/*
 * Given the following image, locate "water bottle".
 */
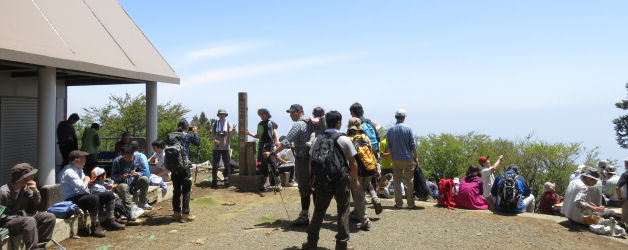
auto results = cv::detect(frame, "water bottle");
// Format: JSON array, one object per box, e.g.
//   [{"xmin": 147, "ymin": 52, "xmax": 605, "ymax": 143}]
[{"xmin": 610, "ymin": 217, "xmax": 616, "ymax": 236}]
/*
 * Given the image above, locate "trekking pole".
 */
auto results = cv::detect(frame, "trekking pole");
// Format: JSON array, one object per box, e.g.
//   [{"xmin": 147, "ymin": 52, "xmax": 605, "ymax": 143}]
[
  {"xmin": 52, "ymin": 239, "xmax": 66, "ymax": 250},
  {"xmin": 194, "ymin": 144, "xmax": 200, "ymax": 184},
  {"xmin": 271, "ymin": 163, "xmax": 292, "ymax": 225}
]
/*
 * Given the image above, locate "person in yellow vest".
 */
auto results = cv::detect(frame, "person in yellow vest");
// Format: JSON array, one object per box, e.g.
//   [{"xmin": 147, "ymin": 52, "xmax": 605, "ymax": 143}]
[{"xmin": 81, "ymin": 123, "xmax": 101, "ymax": 176}]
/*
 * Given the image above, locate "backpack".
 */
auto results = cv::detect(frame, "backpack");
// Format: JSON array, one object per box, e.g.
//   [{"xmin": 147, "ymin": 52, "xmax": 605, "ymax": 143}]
[
  {"xmin": 361, "ymin": 121, "xmax": 379, "ymax": 151},
  {"xmin": 113, "ymin": 199, "xmax": 134, "ymax": 220},
  {"xmin": 438, "ymin": 178, "xmax": 457, "ymax": 210},
  {"xmin": 413, "ymin": 167, "xmax": 429, "ymax": 200},
  {"xmin": 311, "ymin": 132, "xmax": 348, "ymax": 184},
  {"xmin": 164, "ymin": 131, "xmax": 188, "ymax": 173},
  {"xmin": 47, "ymin": 201, "xmax": 81, "ymax": 219},
  {"xmin": 350, "ymin": 134, "xmax": 378, "ymax": 174},
  {"xmin": 498, "ymin": 173, "xmax": 521, "ymax": 210}
]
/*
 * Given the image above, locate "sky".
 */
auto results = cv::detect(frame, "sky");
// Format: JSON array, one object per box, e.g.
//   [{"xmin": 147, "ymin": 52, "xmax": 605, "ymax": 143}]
[{"xmin": 68, "ymin": 1, "xmax": 628, "ymax": 168}]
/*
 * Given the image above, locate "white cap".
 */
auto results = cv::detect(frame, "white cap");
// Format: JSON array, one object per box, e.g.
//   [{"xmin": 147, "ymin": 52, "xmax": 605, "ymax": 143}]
[
  {"xmin": 624, "ymin": 157, "xmax": 628, "ymax": 163},
  {"xmin": 395, "ymin": 109, "xmax": 407, "ymax": 117},
  {"xmin": 93, "ymin": 167, "xmax": 105, "ymax": 177},
  {"xmin": 576, "ymin": 164, "xmax": 586, "ymax": 173}
]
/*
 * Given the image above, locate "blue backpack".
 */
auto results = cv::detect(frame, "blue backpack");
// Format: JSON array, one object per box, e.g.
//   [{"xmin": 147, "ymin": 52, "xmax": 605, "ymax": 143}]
[
  {"xmin": 47, "ymin": 201, "xmax": 81, "ymax": 219},
  {"xmin": 362, "ymin": 121, "xmax": 379, "ymax": 151}
]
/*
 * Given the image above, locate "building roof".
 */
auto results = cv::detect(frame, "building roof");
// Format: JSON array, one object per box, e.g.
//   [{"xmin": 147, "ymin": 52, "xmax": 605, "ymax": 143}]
[{"xmin": 0, "ymin": 0, "xmax": 179, "ymax": 84}]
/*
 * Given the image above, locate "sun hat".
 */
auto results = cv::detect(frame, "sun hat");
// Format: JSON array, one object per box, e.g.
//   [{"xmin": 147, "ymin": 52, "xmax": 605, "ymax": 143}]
[
  {"xmin": 347, "ymin": 117, "xmax": 363, "ymax": 131},
  {"xmin": 581, "ymin": 167, "xmax": 600, "ymax": 181},
  {"xmin": 575, "ymin": 164, "xmax": 586, "ymax": 174},
  {"xmin": 217, "ymin": 109, "xmax": 228, "ymax": 117},
  {"xmin": 11, "ymin": 163, "xmax": 38, "ymax": 183},
  {"xmin": 605, "ymin": 165, "xmax": 616, "ymax": 175},
  {"xmin": 257, "ymin": 108, "xmax": 271, "ymax": 118}
]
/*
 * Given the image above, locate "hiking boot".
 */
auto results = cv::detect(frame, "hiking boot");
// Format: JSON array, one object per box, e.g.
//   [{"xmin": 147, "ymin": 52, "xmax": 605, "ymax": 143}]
[
  {"xmin": 373, "ymin": 199, "xmax": 383, "ymax": 215},
  {"xmin": 91, "ymin": 222, "xmax": 106, "ymax": 238},
  {"xmin": 349, "ymin": 211, "xmax": 359, "ymax": 222},
  {"xmin": 182, "ymin": 214, "xmax": 196, "ymax": 222},
  {"xmin": 140, "ymin": 203, "xmax": 153, "ymax": 210},
  {"xmin": 359, "ymin": 219, "xmax": 371, "ymax": 231},
  {"xmin": 102, "ymin": 219, "xmax": 125, "ymax": 231},
  {"xmin": 211, "ymin": 182, "xmax": 218, "ymax": 188},
  {"xmin": 302, "ymin": 242, "xmax": 317, "ymax": 250},
  {"xmin": 335, "ymin": 243, "xmax": 354, "ymax": 250},
  {"xmin": 287, "ymin": 181, "xmax": 298, "ymax": 187},
  {"xmin": 292, "ymin": 214, "xmax": 309, "ymax": 226},
  {"xmin": 173, "ymin": 212, "xmax": 182, "ymax": 222},
  {"xmin": 393, "ymin": 204, "xmax": 403, "ymax": 209}
]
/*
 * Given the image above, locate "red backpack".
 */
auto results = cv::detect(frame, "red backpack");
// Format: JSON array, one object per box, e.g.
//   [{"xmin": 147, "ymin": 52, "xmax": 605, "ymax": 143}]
[{"xmin": 438, "ymin": 178, "xmax": 457, "ymax": 210}]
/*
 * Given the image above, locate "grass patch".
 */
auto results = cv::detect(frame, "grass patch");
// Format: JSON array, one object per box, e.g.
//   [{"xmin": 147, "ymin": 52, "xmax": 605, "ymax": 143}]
[
  {"xmin": 190, "ymin": 197, "xmax": 224, "ymax": 207},
  {"xmin": 256, "ymin": 214, "xmax": 278, "ymax": 225}
]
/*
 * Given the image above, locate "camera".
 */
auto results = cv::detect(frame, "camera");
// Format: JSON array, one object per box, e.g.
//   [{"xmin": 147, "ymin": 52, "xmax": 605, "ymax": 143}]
[
  {"xmin": 217, "ymin": 131, "xmax": 227, "ymax": 136},
  {"xmin": 188, "ymin": 127, "xmax": 194, "ymax": 132}
]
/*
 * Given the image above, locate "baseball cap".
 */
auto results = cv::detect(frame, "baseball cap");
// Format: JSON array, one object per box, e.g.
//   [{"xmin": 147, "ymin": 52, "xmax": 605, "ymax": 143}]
[
  {"xmin": 395, "ymin": 109, "xmax": 407, "ymax": 117},
  {"xmin": 478, "ymin": 156, "xmax": 489, "ymax": 164},
  {"xmin": 347, "ymin": 117, "xmax": 363, "ymax": 131},
  {"xmin": 286, "ymin": 104, "xmax": 303, "ymax": 113}
]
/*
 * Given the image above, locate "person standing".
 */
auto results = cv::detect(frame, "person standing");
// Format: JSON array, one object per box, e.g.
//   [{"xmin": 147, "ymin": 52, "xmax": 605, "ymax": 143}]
[
  {"xmin": 386, "ymin": 109, "xmax": 419, "ymax": 209},
  {"xmin": 170, "ymin": 119, "xmax": 199, "ymax": 222},
  {"xmin": 479, "ymin": 155, "xmax": 503, "ymax": 210},
  {"xmin": 346, "ymin": 117, "xmax": 377, "ymax": 230},
  {"xmin": 211, "ymin": 109, "xmax": 236, "ymax": 188},
  {"xmin": 81, "ymin": 123, "xmax": 101, "ymax": 176},
  {"xmin": 247, "ymin": 108, "xmax": 280, "ymax": 191},
  {"xmin": 269, "ymin": 104, "xmax": 311, "ymax": 225},
  {"xmin": 57, "ymin": 113, "xmax": 80, "ymax": 165},
  {"xmin": 0, "ymin": 163, "xmax": 56, "ymax": 250},
  {"xmin": 302, "ymin": 111, "xmax": 359, "ymax": 250}
]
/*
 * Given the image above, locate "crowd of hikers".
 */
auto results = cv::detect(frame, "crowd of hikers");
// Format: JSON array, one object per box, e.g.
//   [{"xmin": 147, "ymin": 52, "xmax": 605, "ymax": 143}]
[{"xmin": 1, "ymin": 102, "xmax": 628, "ymax": 249}]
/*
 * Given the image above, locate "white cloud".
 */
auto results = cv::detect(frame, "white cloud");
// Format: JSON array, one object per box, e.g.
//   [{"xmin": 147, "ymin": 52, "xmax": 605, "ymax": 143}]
[
  {"xmin": 185, "ymin": 42, "xmax": 261, "ymax": 60},
  {"xmin": 183, "ymin": 54, "xmax": 355, "ymax": 85}
]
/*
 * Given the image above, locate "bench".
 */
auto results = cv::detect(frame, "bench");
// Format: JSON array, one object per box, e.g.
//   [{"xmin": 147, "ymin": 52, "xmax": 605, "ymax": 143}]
[{"xmin": 554, "ymin": 202, "xmax": 622, "ymax": 217}]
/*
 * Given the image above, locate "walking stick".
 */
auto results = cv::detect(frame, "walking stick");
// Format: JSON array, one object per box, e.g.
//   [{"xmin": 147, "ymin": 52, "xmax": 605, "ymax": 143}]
[
  {"xmin": 270, "ymin": 162, "xmax": 292, "ymax": 225},
  {"xmin": 194, "ymin": 144, "xmax": 200, "ymax": 183}
]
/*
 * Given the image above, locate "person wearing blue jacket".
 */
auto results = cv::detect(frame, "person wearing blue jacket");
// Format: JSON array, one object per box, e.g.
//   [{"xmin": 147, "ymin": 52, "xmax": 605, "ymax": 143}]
[
  {"xmin": 491, "ymin": 164, "xmax": 535, "ymax": 213},
  {"xmin": 112, "ymin": 145, "xmax": 150, "ymax": 211}
]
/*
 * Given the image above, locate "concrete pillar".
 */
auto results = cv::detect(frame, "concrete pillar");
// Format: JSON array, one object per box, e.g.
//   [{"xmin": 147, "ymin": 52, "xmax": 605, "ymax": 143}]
[
  {"xmin": 146, "ymin": 81, "xmax": 158, "ymax": 155},
  {"xmin": 38, "ymin": 67, "xmax": 56, "ymax": 186},
  {"xmin": 238, "ymin": 92, "xmax": 248, "ymax": 175}
]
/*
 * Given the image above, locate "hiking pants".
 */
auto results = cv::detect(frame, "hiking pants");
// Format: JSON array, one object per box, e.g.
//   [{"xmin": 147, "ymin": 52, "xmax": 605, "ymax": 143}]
[
  {"xmin": 307, "ymin": 177, "xmax": 351, "ymax": 247},
  {"xmin": 83, "ymin": 154, "xmax": 99, "ymax": 176},
  {"xmin": 623, "ymin": 199, "xmax": 628, "ymax": 224},
  {"xmin": 212, "ymin": 150, "xmax": 231, "ymax": 184},
  {"xmin": 59, "ymin": 141, "xmax": 77, "ymax": 166},
  {"xmin": 295, "ymin": 155, "xmax": 312, "ymax": 213},
  {"xmin": 392, "ymin": 160, "xmax": 415, "ymax": 208},
  {"xmin": 68, "ymin": 192, "xmax": 115, "ymax": 222},
  {"xmin": 172, "ymin": 169, "xmax": 192, "ymax": 214},
  {"xmin": 116, "ymin": 176, "xmax": 149, "ymax": 210},
  {"xmin": 352, "ymin": 176, "xmax": 372, "ymax": 222},
  {"xmin": 4, "ymin": 212, "xmax": 56, "ymax": 250},
  {"xmin": 522, "ymin": 194, "xmax": 535, "ymax": 213}
]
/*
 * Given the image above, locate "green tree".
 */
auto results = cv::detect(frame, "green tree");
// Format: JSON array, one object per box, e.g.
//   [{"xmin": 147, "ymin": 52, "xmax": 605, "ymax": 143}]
[{"xmin": 613, "ymin": 83, "xmax": 628, "ymax": 148}]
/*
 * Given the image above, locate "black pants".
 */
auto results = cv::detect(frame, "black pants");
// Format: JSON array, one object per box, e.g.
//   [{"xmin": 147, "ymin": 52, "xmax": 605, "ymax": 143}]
[
  {"xmin": 172, "ymin": 169, "xmax": 192, "ymax": 214},
  {"xmin": 67, "ymin": 192, "xmax": 115, "ymax": 219},
  {"xmin": 307, "ymin": 177, "xmax": 351, "ymax": 247},
  {"xmin": 59, "ymin": 142, "xmax": 77, "ymax": 166},
  {"xmin": 212, "ymin": 150, "xmax": 231, "ymax": 184},
  {"xmin": 83, "ymin": 154, "xmax": 98, "ymax": 176}
]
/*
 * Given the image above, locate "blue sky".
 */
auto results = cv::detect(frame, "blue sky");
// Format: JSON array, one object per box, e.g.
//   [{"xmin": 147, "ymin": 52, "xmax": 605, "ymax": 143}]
[{"xmin": 68, "ymin": 1, "xmax": 628, "ymax": 167}]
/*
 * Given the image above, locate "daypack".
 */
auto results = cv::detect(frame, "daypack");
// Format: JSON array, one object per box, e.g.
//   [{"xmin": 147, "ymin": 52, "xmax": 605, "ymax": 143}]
[
  {"xmin": 413, "ymin": 167, "xmax": 429, "ymax": 200},
  {"xmin": 311, "ymin": 132, "xmax": 348, "ymax": 184},
  {"xmin": 498, "ymin": 173, "xmax": 521, "ymax": 210},
  {"xmin": 47, "ymin": 201, "xmax": 81, "ymax": 219},
  {"xmin": 113, "ymin": 199, "xmax": 134, "ymax": 220},
  {"xmin": 361, "ymin": 121, "xmax": 379, "ymax": 151},
  {"xmin": 438, "ymin": 178, "xmax": 457, "ymax": 210},
  {"xmin": 164, "ymin": 131, "xmax": 188, "ymax": 173},
  {"xmin": 350, "ymin": 133, "xmax": 378, "ymax": 174}
]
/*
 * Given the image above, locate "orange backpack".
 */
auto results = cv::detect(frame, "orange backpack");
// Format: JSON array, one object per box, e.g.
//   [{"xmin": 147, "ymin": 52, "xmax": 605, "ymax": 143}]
[{"xmin": 350, "ymin": 134, "xmax": 378, "ymax": 172}]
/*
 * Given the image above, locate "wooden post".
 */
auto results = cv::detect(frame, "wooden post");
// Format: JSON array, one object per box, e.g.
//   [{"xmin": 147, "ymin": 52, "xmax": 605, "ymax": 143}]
[
  {"xmin": 246, "ymin": 142, "xmax": 257, "ymax": 176},
  {"xmin": 238, "ymin": 92, "xmax": 248, "ymax": 175}
]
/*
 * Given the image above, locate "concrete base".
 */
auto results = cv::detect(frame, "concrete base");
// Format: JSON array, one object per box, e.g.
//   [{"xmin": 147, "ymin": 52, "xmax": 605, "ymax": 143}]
[
  {"xmin": 229, "ymin": 175, "xmax": 264, "ymax": 191},
  {"xmin": 2, "ymin": 183, "xmax": 174, "ymax": 249}
]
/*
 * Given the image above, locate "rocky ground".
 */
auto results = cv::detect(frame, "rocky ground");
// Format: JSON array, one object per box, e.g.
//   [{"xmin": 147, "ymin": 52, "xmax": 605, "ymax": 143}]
[{"xmin": 60, "ymin": 170, "xmax": 627, "ymax": 250}]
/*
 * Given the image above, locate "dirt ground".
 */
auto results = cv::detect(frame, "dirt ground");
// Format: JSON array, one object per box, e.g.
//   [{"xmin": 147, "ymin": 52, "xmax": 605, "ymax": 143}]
[{"xmin": 61, "ymin": 170, "xmax": 628, "ymax": 250}]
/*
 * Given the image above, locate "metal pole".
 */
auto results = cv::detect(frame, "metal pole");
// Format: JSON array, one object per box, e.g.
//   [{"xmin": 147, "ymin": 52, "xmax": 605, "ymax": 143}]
[
  {"xmin": 38, "ymin": 67, "xmax": 56, "ymax": 186},
  {"xmin": 146, "ymin": 81, "xmax": 158, "ymax": 154}
]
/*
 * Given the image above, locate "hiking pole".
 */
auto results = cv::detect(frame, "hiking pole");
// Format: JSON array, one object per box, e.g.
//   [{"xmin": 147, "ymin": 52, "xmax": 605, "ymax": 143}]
[
  {"xmin": 194, "ymin": 144, "xmax": 200, "ymax": 184},
  {"xmin": 271, "ymin": 163, "xmax": 292, "ymax": 225},
  {"xmin": 52, "ymin": 239, "xmax": 66, "ymax": 250}
]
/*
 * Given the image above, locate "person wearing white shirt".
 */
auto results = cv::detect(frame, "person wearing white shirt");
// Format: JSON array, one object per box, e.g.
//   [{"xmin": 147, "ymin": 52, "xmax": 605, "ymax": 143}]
[{"xmin": 479, "ymin": 154, "xmax": 503, "ymax": 210}]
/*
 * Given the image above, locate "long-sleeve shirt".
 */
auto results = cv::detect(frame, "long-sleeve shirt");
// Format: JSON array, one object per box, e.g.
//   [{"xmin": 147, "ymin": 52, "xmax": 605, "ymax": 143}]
[
  {"xmin": 561, "ymin": 178, "xmax": 599, "ymax": 224},
  {"xmin": 111, "ymin": 155, "xmax": 145, "ymax": 186},
  {"xmin": 56, "ymin": 120, "xmax": 77, "ymax": 146},
  {"xmin": 134, "ymin": 152, "xmax": 150, "ymax": 177},
  {"xmin": 281, "ymin": 116, "xmax": 310, "ymax": 157},
  {"xmin": 0, "ymin": 184, "xmax": 40, "ymax": 217},
  {"xmin": 386, "ymin": 122, "xmax": 417, "ymax": 162},
  {"xmin": 184, "ymin": 132, "xmax": 201, "ymax": 160},
  {"xmin": 57, "ymin": 164, "xmax": 90, "ymax": 200}
]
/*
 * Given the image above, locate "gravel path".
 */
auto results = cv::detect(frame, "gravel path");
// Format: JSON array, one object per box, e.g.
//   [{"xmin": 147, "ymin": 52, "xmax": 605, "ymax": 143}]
[{"xmin": 61, "ymin": 177, "xmax": 628, "ymax": 250}]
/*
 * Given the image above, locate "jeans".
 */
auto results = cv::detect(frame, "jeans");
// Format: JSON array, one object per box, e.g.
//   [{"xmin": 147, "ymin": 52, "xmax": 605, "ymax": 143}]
[
  {"xmin": 172, "ymin": 169, "xmax": 192, "ymax": 214},
  {"xmin": 392, "ymin": 161, "xmax": 415, "ymax": 208},
  {"xmin": 212, "ymin": 150, "xmax": 231, "ymax": 184},
  {"xmin": 307, "ymin": 177, "xmax": 351, "ymax": 247},
  {"xmin": 116, "ymin": 176, "xmax": 149, "ymax": 210}
]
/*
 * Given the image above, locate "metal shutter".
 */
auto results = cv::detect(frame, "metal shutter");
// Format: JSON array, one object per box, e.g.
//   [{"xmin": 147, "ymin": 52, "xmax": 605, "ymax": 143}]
[{"xmin": 0, "ymin": 97, "xmax": 38, "ymax": 185}]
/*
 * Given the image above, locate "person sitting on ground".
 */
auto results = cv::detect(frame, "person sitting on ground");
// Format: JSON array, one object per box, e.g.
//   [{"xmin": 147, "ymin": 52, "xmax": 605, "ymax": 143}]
[
  {"xmin": 0, "ymin": 163, "xmax": 56, "ymax": 249},
  {"xmin": 426, "ymin": 175, "xmax": 439, "ymax": 199},
  {"xmin": 603, "ymin": 165, "xmax": 621, "ymax": 207},
  {"xmin": 490, "ymin": 164, "xmax": 535, "ymax": 213},
  {"xmin": 58, "ymin": 150, "xmax": 124, "ymax": 237},
  {"xmin": 561, "ymin": 167, "xmax": 617, "ymax": 225},
  {"xmin": 616, "ymin": 158, "xmax": 628, "ymax": 224},
  {"xmin": 112, "ymin": 145, "xmax": 151, "ymax": 210},
  {"xmin": 479, "ymin": 155, "xmax": 503, "ymax": 211},
  {"xmin": 247, "ymin": 108, "xmax": 281, "ymax": 191},
  {"xmin": 538, "ymin": 182, "xmax": 563, "ymax": 215},
  {"xmin": 130, "ymin": 141, "xmax": 150, "ymax": 177},
  {"xmin": 114, "ymin": 132, "xmax": 132, "ymax": 157},
  {"xmin": 455, "ymin": 165, "xmax": 489, "ymax": 210},
  {"xmin": 347, "ymin": 117, "xmax": 378, "ymax": 230},
  {"xmin": 569, "ymin": 165, "xmax": 585, "ymax": 183}
]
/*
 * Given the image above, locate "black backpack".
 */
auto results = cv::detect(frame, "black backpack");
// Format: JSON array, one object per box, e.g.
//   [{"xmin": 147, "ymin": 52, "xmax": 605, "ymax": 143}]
[
  {"xmin": 498, "ymin": 173, "xmax": 520, "ymax": 210},
  {"xmin": 413, "ymin": 167, "xmax": 429, "ymax": 200},
  {"xmin": 164, "ymin": 131, "xmax": 188, "ymax": 173},
  {"xmin": 311, "ymin": 132, "xmax": 348, "ymax": 184}
]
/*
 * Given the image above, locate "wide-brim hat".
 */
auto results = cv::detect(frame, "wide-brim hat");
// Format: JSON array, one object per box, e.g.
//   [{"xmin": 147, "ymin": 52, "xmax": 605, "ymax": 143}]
[
  {"xmin": 347, "ymin": 117, "xmax": 363, "ymax": 131},
  {"xmin": 11, "ymin": 163, "xmax": 38, "ymax": 183},
  {"xmin": 217, "ymin": 109, "xmax": 228, "ymax": 117},
  {"xmin": 581, "ymin": 167, "xmax": 600, "ymax": 181},
  {"xmin": 257, "ymin": 108, "xmax": 271, "ymax": 118}
]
